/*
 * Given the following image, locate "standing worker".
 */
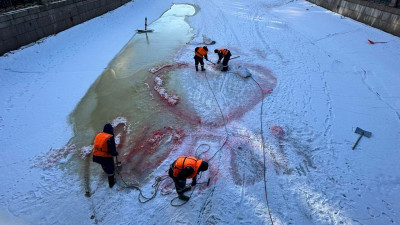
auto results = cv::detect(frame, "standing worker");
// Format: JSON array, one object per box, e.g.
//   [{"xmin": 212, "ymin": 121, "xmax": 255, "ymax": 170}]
[
  {"xmin": 169, "ymin": 156, "xmax": 209, "ymax": 201},
  {"xmin": 194, "ymin": 46, "xmax": 209, "ymax": 71},
  {"xmin": 214, "ymin": 48, "xmax": 232, "ymax": 71},
  {"xmin": 92, "ymin": 123, "xmax": 119, "ymax": 188}
]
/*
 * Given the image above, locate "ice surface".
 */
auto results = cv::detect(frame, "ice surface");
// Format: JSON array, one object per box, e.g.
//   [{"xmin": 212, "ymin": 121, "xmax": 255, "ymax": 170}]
[{"xmin": 0, "ymin": 0, "xmax": 399, "ymax": 224}]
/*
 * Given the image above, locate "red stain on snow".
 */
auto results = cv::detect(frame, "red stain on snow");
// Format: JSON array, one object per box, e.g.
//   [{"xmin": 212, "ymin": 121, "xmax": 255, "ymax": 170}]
[
  {"xmin": 244, "ymin": 63, "xmax": 277, "ymax": 94},
  {"xmin": 223, "ymin": 65, "xmax": 277, "ymax": 125},
  {"xmin": 270, "ymin": 125, "xmax": 285, "ymax": 139},
  {"xmin": 114, "ymin": 62, "xmax": 278, "ymax": 186},
  {"xmin": 150, "ymin": 62, "xmax": 189, "ymax": 76},
  {"xmin": 226, "ymin": 138, "xmax": 264, "ymax": 185},
  {"xmin": 119, "ymin": 126, "xmax": 186, "ymax": 183},
  {"xmin": 147, "ymin": 62, "xmax": 277, "ymax": 127},
  {"xmin": 147, "ymin": 62, "xmax": 202, "ymax": 125},
  {"xmin": 154, "ymin": 77, "xmax": 179, "ymax": 106}
]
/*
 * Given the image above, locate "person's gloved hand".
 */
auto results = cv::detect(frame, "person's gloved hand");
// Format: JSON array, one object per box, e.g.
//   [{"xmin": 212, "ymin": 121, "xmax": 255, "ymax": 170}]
[
  {"xmin": 191, "ymin": 180, "xmax": 197, "ymax": 186},
  {"xmin": 217, "ymin": 60, "xmax": 221, "ymax": 64}
]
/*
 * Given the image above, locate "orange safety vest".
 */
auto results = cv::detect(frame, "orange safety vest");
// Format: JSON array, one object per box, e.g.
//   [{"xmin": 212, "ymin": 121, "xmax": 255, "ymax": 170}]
[
  {"xmin": 219, "ymin": 48, "xmax": 229, "ymax": 56},
  {"xmin": 92, "ymin": 132, "xmax": 113, "ymax": 157},
  {"xmin": 172, "ymin": 156, "xmax": 203, "ymax": 178},
  {"xmin": 195, "ymin": 47, "xmax": 207, "ymax": 58}
]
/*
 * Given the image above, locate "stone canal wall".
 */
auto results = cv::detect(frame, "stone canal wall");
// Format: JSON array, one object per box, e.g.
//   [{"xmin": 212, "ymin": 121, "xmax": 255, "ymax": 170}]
[
  {"xmin": 0, "ymin": 0, "xmax": 131, "ymax": 56},
  {"xmin": 307, "ymin": 0, "xmax": 400, "ymax": 37}
]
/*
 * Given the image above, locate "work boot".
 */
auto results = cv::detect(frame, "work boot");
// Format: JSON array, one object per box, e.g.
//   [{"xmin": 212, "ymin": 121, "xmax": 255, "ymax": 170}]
[
  {"xmin": 108, "ymin": 175, "xmax": 115, "ymax": 188},
  {"xmin": 178, "ymin": 194, "xmax": 190, "ymax": 201},
  {"xmin": 221, "ymin": 66, "xmax": 228, "ymax": 72},
  {"xmin": 201, "ymin": 66, "xmax": 205, "ymax": 71},
  {"xmin": 195, "ymin": 66, "xmax": 199, "ymax": 71},
  {"xmin": 182, "ymin": 186, "xmax": 191, "ymax": 193}
]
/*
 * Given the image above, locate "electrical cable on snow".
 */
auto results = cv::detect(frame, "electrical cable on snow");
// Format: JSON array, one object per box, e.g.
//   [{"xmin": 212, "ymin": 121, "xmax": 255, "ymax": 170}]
[
  {"xmin": 171, "ymin": 72, "xmax": 230, "ymax": 207},
  {"xmin": 116, "ymin": 168, "xmax": 170, "ymax": 203},
  {"xmin": 194, "ymin": 144, "xmax": 210, "ymax": 158},
  {"xmin": 113, "ymin": 70, "xmax": 231, "ymax": 207},
  {"xmin": 110, "ymin": 71, "xmax": 275, "ymax": 222},
  {"xmin": 250, "ymin": 76, "xmax": 274, "ymax": 225},
  {"xmin": 178, "ymin": 70, "xmax": 275, "ymax": 219},
  {"xmin": 201, "ymin": 72, "xmax": 229, "ymax": 162}
]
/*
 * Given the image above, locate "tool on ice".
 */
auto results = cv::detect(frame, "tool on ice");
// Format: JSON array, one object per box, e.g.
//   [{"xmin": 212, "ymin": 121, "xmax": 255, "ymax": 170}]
[
  {"xmin": 230, "ymin": 56, "xmax": 240, "ymax": 60},
  {"xmin": 196, "ymin": 178, "xmax": 211, "ymax": 186},
  {"xmin": 352, "ymin": 127, "xmax": 371, "ymax": 150},
  {"xmin": 368, "ymin": 39, "xmax": 387, "ymax": 44},
  {"xmin": 206, "ymin": 59, "xmax": 216, "ymax": 65},
  {"xmin": 115, "ymin": 156, "xmax": 122, "ymax": 167},
  {"xmin": 137, "ymin": 17, "xmax": 154, "ymax": 33}
]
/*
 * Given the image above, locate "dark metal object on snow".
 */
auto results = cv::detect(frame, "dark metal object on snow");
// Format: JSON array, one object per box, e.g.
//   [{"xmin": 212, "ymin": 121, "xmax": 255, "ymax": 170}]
[
  {"xmin": 206, "ymin": 59, "xmax": 216, "ymax": 65},
  {"xmin": 137, "ymin": 17, "xmax": 154, "ymax": 33},
  {"xmin": 352, "ymin": 127, "xmax": 371, "ymax": 150},
  {"xmin": 115, "ymin": 156, "xmax": 122, "ymax": 167},
  {"xmin": 196, "ymin": 178, "xmax": 211, "ymax": 186},
  {"xmin": 368, "ymin": 39, "xmax": 387, "ymax": 44}
]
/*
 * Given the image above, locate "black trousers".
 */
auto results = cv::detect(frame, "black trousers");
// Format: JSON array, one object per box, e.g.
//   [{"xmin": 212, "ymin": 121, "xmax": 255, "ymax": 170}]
[
  {"xmin": 194, "ymin": 55, "xmax": 204, "ymax": 66},
  {"xmin": 169, "ymin": 167, "xmax": 186, "ymax": 194},
  {"xmin": 222, "ymin": 54, "xmax": 231, "ymax": 67},
  {"xmin": 93, "ymin": 155, "xmax": 115, "ymax": 176}
]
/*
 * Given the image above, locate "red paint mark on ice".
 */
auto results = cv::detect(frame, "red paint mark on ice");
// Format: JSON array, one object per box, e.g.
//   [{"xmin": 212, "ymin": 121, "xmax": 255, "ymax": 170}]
[
  {"xmin": 271, "ymin": 125, "xmax": 285, "ymax": 139},
  {"xmin": 150, "ymin": 62, "xmax": 189, "ymax": 76},
  {"xmin": 222, "ymin": 64, "xmax": 277, "ymax": 125},
  {"xmin": 263, "ymin": 88, "xmax": 273, "ymax": 94},
  {"xmin": 226, "ymin": 137, "xmax": 264, "ymax": 185},
  {"xmin": 150, "ymin": 63, "xmax": 190, "ymax": 107},
  {"xmin": 148, "ymin": 62, "xmax": 277, "ymax": 127},
  {"xmin": 154, "ymin": 76, "xmax": 179, "ymax": 106},
  {"xmin": 245, "ymin": 63, "xmax": 277, "ymax": 94},
  {"xmin": 147, "ymin": 63, "xmax": 201, "ymax": 125},
  {"xmin": 33, "ymin": 145, "xmax": 78, "ymax": 168},
  {"xmin": 119, "ymin": 126, "xmax": 186, "ymax": 183}
]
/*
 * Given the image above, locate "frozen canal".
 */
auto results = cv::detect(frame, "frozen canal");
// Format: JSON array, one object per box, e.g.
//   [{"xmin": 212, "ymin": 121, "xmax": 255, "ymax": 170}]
[
  {"xmin": 0, "ymin": 0, "xmax": 399, "ymax": 224},
  {"xmin": 69, "ymin": 4, "xmax": 198, "ymax": 187}
]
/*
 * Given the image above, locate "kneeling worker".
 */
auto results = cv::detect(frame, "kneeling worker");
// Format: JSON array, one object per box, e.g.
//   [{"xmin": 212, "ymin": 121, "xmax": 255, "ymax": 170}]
[
  {"xmin": 214, "ymin": 48, "xmax": 232, "ymax": 71},
  {"xmin": 92, "ymin": 123, "xmax": 119, "ymax": 188},
  {"xmin": 169, "ymin": 156, "xmax": 209, "ymax": 201}
]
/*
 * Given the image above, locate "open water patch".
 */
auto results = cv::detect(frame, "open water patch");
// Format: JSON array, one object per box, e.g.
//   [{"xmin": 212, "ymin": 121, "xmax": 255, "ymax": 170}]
[{"xmin": 64, "ymin": 4, "xmax": 197, "ymax": 186}]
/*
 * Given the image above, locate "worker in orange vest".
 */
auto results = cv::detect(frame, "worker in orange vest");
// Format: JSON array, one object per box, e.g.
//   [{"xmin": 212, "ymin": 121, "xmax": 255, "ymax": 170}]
[
  {"xmin": 168, "ymin": 156, "xmax": 209, "ymax": 201},
  {"xmin": 194, "ymin": 46, "xmax": 209, "ymax": 71},
  {"xmin": 92, "ymin": 123, "xmax": 119, "ymax": 188},
  {"xmin": 214, "ymin": 48, "xmax": 232, "ymax": 72}
]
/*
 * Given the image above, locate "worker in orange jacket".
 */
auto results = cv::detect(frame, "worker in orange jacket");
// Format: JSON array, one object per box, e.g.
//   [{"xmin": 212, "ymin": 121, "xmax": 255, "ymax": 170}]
[
  {"xmin": 92, "ymin": 123, "xmax": 119, "ymax": 188},
  {"xmin": 214, "ymin": 48, "xmax": 232, "ymax": 71},
  {"xmin": 168, "ymin": 156, "xmax": 209, "ymax": 201},
  {"xmin": 194, "ymin": 46, "xmax": 209, "ymax": 71}
]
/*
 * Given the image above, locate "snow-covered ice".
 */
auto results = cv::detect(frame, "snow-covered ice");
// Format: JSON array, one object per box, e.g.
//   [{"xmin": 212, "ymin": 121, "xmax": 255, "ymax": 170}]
[{"xmin": 0, "ymin": 0, "xmax": 399, "ymax": 224}]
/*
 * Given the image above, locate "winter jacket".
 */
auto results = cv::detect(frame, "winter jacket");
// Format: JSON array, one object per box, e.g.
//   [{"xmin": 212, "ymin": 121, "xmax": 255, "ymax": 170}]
[
  {"xmin": 93, "ymin": 124, "xmax": 118, "ymax": 165},
  {"xmin": 195, "ymin": 47, "xmax": 208, "ymax": 60}
]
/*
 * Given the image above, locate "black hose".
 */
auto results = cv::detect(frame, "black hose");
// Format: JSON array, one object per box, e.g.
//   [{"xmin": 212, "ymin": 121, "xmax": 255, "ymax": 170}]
[{"xmin": 250, "ymin": 76, "xmax": 274, "ymax": 225}]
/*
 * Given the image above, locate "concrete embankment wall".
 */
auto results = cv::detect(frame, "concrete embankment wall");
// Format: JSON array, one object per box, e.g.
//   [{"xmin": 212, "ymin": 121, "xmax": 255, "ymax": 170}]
[
  {"xmin": 0, "ymin": 0, "xmax": 131, "ymax": 56},
  {"xmin": 307, "ymin": 0, "xmax": 400, "ymax": 37}
]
